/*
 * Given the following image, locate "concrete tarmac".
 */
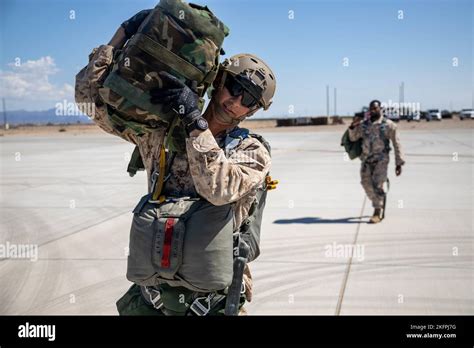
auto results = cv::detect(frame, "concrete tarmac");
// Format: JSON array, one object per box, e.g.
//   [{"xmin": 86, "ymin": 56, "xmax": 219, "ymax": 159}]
[{"xmin": 0, "ymin": 126, "xmax": 472, "ymax": 314}]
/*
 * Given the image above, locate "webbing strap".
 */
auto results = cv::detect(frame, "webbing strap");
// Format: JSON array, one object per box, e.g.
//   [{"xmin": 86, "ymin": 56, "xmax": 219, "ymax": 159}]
[
  {"xmin": 129, "ymin": 33, "xmax": 205, "ymax": 84},
  {"xmin": 143, "ymin": 286, "xmax": 164, "ymax": 310},
  {"xmin": 151, "ymin": 144, "xmax": 167, "ymax": 201},
  {"xmin": 164, "ymin": 117, "xmax": 186, "ymax": 154},
  {"xmin": 380, "ymin": 119, "xmax": 390, "ymax": 153},
  {"xmin": 188, "ymin": 292, "xmax": 228, "ymax": 316},
  {"xmin": 202, "ymin": 66, "xmax": 218, "ymax": 86}
]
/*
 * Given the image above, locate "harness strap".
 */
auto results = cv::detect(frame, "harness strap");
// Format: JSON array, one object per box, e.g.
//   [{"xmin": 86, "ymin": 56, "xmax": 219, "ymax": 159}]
[
  {"xmin": 141, "ymin": 285, "xmax": 231, "ymax": 316},
  {"xmin": 128, "ymin": 33, "xmax": 205, "ymax": 87},
  {"xmin": 142, "ymin": 286, "xmax": 164, "ymax": 310},
  {"xmin": 151, "ymin": 144, "xmax": 167, "ymax": 202},
  {"xmin": 187, "ymin": 292, "xmax": 228, "ymax": 316},
  {"xmin": 379, "ymin": 119, "xmax": 391, "ymax": 153},
  {"xmin": 224, "ymin": 127, "xmax": 250, "ymax": 154}
]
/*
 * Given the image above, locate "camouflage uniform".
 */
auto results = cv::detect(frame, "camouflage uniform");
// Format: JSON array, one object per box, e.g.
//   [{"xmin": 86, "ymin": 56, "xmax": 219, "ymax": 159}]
[
  {"xmin": 75, "ymin": 44, "xmax": 269, "ymax": 312},
  {"xmin": 348, "ymin": 117, "xmax": 405, "ymax": 209}
]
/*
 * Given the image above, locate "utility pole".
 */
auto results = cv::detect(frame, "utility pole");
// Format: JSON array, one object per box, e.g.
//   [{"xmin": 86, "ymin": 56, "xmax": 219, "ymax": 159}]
[
  {"xmin": 399, "ymin": 82, "xmax": 405, "ymax": 104},
  {"xmin": 326, "ymin": 85, "xmax": 330, "ymax": 117},
  {"xmin": 2, "ymin": 98, "xmax": 7, "ymax": 130},
  {"xmin": 334, "ymin": 87, "xmax": 337, "ymax": 116},
  {"xmin": 402, "ymin": 82, "xmax": 405, "ymax": 104},
  {"xmin": 398, "ymin": 82, "xmax": 405, "ymax": 117}
]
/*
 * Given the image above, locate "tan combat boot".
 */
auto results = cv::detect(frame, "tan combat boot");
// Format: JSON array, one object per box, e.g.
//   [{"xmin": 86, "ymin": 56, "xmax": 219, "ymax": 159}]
[
  {"xmin": 369, "ymin": 208, "xmax": 383, "ymax": 224},
  {"xmin": 238, "ymin": 306, "xmax": 248, "ymax": 315}
]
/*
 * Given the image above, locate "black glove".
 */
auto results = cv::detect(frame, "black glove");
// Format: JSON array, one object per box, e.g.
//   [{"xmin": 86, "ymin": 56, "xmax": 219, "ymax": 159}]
[
  {"xmin": 150, "ymin": 71, "xmax": 201, "ymax": 126},
  {"xmin": 396, "ymin": 165, "xmax": 402, "ymax": 176}
]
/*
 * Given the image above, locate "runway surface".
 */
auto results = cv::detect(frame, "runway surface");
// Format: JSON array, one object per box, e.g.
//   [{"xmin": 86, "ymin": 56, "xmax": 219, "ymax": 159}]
[{"xmin": 0, "ymin": 126, "xmax": 472, "ymax": 314}]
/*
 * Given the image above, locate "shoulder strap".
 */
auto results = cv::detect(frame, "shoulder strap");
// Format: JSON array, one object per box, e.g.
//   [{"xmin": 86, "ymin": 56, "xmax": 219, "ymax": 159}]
[
  {"xmin": 224, "ymin": 127, "xmax": 250, "ymax": 153},
  {"xmin": 223, "ymin": 127, "xmax": 272, "ymax": 156},
  {"xmin": 249, "ymin": 132, "xmax": 271, "ymax": 156},
  {"xmin": 223, "ymin": 129, "xmax": 270, "ymax": 262},
  {"xmin": 362, "ymin": 119, "xmax": 370, "ymax": 134},
  {"xmin": 380, "ymin": 118, "xmax": 391, "ymax": 152}
]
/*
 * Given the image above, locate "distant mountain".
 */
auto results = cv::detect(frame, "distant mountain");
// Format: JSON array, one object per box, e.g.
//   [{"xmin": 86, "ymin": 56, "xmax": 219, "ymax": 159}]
[
  {"xmin": 0, "ymin": 107, "xmax": 352, "ymax": 126},
  {"xmin": 1, "ymin": 108, "xmax": 93, "ymax": 125}
]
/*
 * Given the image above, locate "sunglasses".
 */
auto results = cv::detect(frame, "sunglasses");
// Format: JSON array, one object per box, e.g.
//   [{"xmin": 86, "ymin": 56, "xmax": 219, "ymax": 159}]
[{"xmin": 224, "ymin": 74, "xmax": 262, "ymax": 109}]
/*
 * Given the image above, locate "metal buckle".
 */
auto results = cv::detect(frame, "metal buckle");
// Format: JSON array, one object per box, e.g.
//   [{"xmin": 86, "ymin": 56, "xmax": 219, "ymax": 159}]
[
  {"xmin": 144, "ymin": 286, "xmax": 163, "ymax": 310},
  {"xmin": 148, "ymin": 170, "xmax": 172, "ymax": 204},
  {"xmin": 150, "ymin": 171, "xmax": 171, "ymax": 187},
  {"xmin": 149, "ymin": 171, "xmax": 159, "ymax": 192},
  {"xmin": 189, "ymin": 293, "xmax": 216, "ymax": 316}
]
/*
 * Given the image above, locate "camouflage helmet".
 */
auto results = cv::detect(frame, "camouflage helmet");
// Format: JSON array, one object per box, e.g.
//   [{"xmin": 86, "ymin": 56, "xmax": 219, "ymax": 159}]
[{"xmin": 219, "ymin": 53, "xmax": 276, "ymax": 110}]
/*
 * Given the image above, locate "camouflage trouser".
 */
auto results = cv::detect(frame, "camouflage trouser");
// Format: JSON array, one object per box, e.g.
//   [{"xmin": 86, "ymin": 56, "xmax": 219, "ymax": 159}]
[
  {"xmin": 360, "ymin": 157, "xmax": 389, "ymax": 209},
  {"xmin": 116, "ymin": 283, "xmax": 245, "ymax": 316},
  {"xmin": 116, "ymin": 284, "xmax": 165, "ymax": 316}
]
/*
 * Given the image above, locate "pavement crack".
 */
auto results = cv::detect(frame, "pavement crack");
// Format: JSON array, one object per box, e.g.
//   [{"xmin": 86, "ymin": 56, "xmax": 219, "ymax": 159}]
[{"xmin": 335, "ymin": 196, "xmax": 367, "ymax": 315}]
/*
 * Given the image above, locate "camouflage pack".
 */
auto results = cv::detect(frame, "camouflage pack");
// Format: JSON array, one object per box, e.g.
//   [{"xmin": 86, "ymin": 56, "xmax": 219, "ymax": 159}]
[{"xmin": 99, "ymin": 0, "xmax": 229, "ymax": 129}]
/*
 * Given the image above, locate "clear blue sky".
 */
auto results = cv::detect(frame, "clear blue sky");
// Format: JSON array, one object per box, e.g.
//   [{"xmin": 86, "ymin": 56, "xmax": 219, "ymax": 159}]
[{"xmin": 0, "ymin": 0, "xmax": 472, "ymax": 117}]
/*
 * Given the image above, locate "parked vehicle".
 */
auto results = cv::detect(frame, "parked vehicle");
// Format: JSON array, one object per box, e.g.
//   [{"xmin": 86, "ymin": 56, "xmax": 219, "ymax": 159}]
[
  {"xmin": 426, "ymin": 109, "xmax": 442, "ymax": 121},
  {"xmin": 385, "ymin": 107, "xmax": 400, "ymax": 122},
  {"xmin": 441, "ymin": 110, "xmax": 452, "ymax": 119},
  {"xmin": 407, "ymin": 112, "xmax": 420, "ymax": 122},
  {"xmin": 460, "ymin": 109, "xmax": 474, "ymax": 120}
]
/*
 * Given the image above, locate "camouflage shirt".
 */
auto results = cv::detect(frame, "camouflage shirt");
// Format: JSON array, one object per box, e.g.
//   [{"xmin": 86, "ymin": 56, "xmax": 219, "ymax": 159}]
[
  {"xmin": 348, "ymin": 117, "xmax": 405, "ymax": 166},
  {"xmin": 186, "ymin": 128, "xmax": 271, "ymax": 229}
]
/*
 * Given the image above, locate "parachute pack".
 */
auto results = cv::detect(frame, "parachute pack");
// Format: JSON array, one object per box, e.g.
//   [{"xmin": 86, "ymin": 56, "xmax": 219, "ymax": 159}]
[{"xmin": 126, "ymin": 129, "xmax": 271, "ymax": 293}]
